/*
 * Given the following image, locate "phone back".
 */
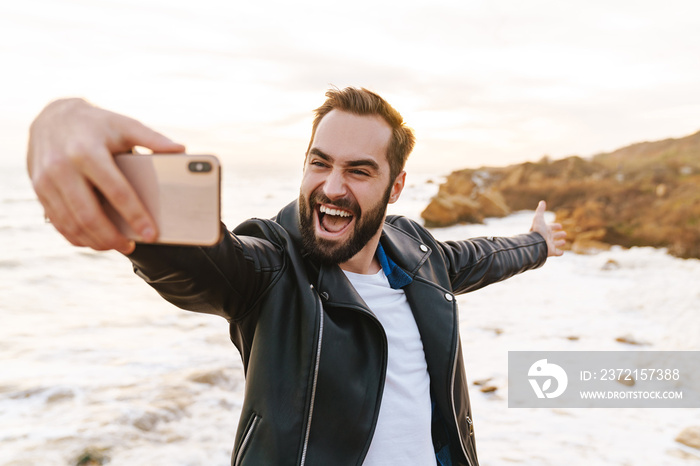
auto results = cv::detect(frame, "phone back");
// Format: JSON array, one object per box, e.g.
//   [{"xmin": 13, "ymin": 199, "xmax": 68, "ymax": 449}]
[{"xmin": 106, "ymin": 154, "xmax": 221, "ymax": 246}]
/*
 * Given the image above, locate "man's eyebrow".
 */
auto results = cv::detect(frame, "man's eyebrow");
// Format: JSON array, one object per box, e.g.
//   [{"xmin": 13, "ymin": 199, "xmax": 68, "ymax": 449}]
[
  {"xmin": 309, "ymin": 148, "xmax": 332, "ymax": 161},
  {"xmin": 346, "ymin": 159, "xmax": 380, "ymax": 171},
  {"xmin": 308, "ymin": 148, "xmax": 380, "ymax": 172}
]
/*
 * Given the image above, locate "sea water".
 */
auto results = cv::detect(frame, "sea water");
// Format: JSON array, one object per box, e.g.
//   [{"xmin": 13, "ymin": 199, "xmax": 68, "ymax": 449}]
[{"xmin": 1, "ymin": 164, "xmax": 699, "ymax": 465}]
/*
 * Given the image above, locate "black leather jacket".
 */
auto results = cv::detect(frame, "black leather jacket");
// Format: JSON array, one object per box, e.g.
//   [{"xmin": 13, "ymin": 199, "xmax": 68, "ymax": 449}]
[{"xmin": 128, "ymin": 200, "xmax": 548, "ymax": 466}]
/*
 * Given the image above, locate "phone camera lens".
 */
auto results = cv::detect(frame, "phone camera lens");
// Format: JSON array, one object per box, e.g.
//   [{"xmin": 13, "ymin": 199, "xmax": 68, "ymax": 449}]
[{"xmin": 189, "ymin": 161, "xmax": 212, "ymax": 173}]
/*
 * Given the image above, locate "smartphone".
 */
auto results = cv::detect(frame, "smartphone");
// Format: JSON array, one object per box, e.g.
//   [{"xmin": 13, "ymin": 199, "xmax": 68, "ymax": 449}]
[{"xmin": 104, "ymin": 153, "xmax": 222, "ymax": 246}]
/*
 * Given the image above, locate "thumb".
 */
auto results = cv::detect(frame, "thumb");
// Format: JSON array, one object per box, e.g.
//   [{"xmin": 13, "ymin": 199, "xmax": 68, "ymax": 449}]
[
  {"xmin": 530, "ymin": 200, "xmax": 546, "ymax": 232},
  {"xmin": 536, "ymin": 200, "xmax": 547, "ymax": 214},
  {"xmin": 113, "ymin": 114, "xmax": 186, "ymax": 154}
]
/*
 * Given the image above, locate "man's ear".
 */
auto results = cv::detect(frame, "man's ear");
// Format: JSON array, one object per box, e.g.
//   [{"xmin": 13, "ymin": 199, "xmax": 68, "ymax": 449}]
[{"xmin": 388, "ymin": 171, "xmax": 406, "ymax": 204}]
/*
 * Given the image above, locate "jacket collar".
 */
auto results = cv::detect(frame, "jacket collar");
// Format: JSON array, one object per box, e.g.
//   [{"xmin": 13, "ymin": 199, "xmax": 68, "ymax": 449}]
[
  {"xmin": 273, "ymin": 200, "xmax": 431, "ymax": 303},
  {"xmin": 378, "ymin": 220, "xmax": 432, "ymax": 279}
]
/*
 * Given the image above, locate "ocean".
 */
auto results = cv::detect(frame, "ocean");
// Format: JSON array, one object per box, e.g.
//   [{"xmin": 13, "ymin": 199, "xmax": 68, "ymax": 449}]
[
  {"xmin": 1, "ymin": 163, "xmax": 699, "ymax": 465},
  {"xmin": 2, "ymin": 0, "xmax": 700, "ymax": 463}
]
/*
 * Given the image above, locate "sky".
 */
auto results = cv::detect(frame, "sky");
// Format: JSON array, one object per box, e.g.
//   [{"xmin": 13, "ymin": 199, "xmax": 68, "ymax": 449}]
[{"xmin": 2, "ymin": 0, "xmax": 699, "ymax": 173}]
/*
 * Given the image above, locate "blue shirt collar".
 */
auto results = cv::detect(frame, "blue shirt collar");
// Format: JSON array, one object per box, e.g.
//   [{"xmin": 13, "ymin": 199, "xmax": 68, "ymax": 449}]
[{"xmin": 376, "ymin": 242, "xmax": 413, "ymax": 289}]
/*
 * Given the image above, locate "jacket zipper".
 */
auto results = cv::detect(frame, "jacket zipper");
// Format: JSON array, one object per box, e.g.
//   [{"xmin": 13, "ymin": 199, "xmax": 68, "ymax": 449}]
[
  {"xmin": 300, "ymin": 286, "xmax": 325, "ymax": 466},
  {"xmin": 320, "ymin": 298, "xmax": 387, "ymax": 465},
  {"xmin": 234, "ymin": 413, "xmax": 261, "ymax": 466},
  {"xmin": 448, "ymin": 304, "xmax": 475, "ymax": 466}
]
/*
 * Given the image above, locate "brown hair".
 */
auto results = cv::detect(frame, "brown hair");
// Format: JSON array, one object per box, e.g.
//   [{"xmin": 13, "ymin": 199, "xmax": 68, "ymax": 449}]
[{"xmin": 306, "ymin": 87, "xmax": 416, "ymax": 181}]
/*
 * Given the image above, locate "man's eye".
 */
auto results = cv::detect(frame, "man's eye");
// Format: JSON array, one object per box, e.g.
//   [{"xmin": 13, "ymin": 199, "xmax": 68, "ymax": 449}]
[
  {"xmin": 311, "ymin": 161, "xmax": 328, "ymax": 168},
  {"xmin": 351, "ymin": 169, "xmax": 370, "ymax": 176}
]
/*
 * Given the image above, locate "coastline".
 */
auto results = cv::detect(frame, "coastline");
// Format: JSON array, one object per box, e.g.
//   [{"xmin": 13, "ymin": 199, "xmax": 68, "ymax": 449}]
[{"xmin": 1, "ymin": 164, "xmax": 698, "ymax": 465}]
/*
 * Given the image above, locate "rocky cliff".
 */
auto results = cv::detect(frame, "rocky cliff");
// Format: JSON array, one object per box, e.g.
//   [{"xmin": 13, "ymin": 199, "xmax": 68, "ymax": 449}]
[{"xmin": 421, "ymin": 130, "xmax": 700, "ymax": 259}]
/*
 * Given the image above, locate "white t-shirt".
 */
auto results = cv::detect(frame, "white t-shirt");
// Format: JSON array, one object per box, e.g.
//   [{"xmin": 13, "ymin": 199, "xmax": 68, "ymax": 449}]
[{"xmin": 343, "ymin": 268, "xmax": 436, "ymax": 466}]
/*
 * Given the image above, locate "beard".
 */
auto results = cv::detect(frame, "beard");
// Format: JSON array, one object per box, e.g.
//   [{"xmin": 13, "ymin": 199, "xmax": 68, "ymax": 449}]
[{"xmin": 298, "ymin": 185, "xmax": 392, "ymax": 266}]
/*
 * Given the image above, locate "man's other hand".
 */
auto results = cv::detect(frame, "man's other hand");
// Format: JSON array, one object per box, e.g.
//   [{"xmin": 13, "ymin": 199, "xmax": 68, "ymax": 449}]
[
  {"xmin": 530, "ymin": 200, "xmax": 567, "ymax": 257},
  {"xmin": 27, "ymin": 98, "xmax": 186, "ymax": 254}
]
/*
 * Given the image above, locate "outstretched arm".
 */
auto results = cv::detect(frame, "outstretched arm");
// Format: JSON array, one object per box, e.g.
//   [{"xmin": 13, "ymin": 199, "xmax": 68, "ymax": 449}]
[
  {"xmin": 530, "ymin": 200, "xmax": 567, "ymax": 257},
  {"xmin": 27, "ymin": 98, "xmax": 185, "ymax": 254}
]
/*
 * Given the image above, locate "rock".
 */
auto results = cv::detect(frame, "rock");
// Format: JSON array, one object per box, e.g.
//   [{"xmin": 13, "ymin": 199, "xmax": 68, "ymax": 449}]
[
  {"xmin": 472, "ymin": 378, "xmax": 493, "ymax": 386},
  {"xmin": 421, "ymin": 129, "xmax": 700, "ymax": 259},
  {"xmin": 480, "ymin": 385, "xmax": 498, "ymax": 393},
  {"xmin": 475, "ymin": 189, "xmax": 510, "ymax": 218},
  {"xmin": 187, "ymin": 368, "xmax": 233, "ymax": 387},
  {"xmin": 422, "ymin": 195, "xmax": 482, "ymax": 227},
  {"xmin": 676, "ymin": 426, "xmax": 700, "ymax": 450},
  {"xmin": 566, "ymin": 335, "xmax": 580, "ymax": 341},
  {"xmin": 617, "ymin": 374, "xmax": 635, "ymax": 387},
  {"xmin": 615, "ymin": 335, "xmax": 649, "ymax": 346},
  {"xmin": 572, "ymin": 238, "xmax": 611, "ymax": 255},
  {"xmin": 46, "ymin": 388, "xmax": 75, "ymax": 403},
  {"xmin": 601, "ymin": 259, "xmax": 620, "ymax": 271},
  {"xmin": 666, "ymin": 448, "xmax": 700, "ymax": 461},
  {"xmin": 74, "ymin": 448, "xmax": 109, "ymax": 466},
  {"xmin": 556, "ymin": 204, "xmax": 612, "ymax": 254},
  {"xmin": 133, "ymin": 411, "xmax": 160, "ymax": 431}
]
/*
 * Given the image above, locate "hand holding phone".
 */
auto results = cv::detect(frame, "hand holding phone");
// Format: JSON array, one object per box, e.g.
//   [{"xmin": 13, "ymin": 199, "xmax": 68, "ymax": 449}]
[
  {"xmin": 104, "ymin": 153, "xmax": 222, "ymax": 246},
  {"xmin": 28, "ymin": 98, "xmax": 187, "ymax": 253}
]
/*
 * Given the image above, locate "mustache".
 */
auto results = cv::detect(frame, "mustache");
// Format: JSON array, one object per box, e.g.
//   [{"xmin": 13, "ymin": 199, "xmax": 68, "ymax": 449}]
[{"xmin": 309, "ymin": 190, "xmax": 359, "ymax": 215}]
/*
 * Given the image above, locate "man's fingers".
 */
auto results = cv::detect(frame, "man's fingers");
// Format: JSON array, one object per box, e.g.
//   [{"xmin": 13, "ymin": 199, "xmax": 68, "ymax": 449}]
[
  {"xmin": 57, "ymin": 165, "xmax": 136, "ymax": 252},
  {"xmin": 27, "ymin": 98, "xmax": 184, "ymax": 253},
  {"xmin": 550, "ymin": 223, "xmax": 567, "ymax": 239},
  {"xmin": 81, "ymin": 148, "xmax": 158, "ymax": 242},
  {"xmin": 37, "ymin": 171, "xmax": 132, "ymax": 252},
  {"xmin": 550, "ymin": 226, "xmax": 567, "ymax": 256},
  {"xmin": 113, "ymin": 114, "xmax": 186, "ymax": 154},
  {"xmin": 36, "ymin": 178, "xmax": 90, "ymax": 248},
  {"xmin": 34, "ymin": 146, "xmax": 136, "ymax": 253},
  {"xmin": 527, "ymin": 201, "xmax": 569, "ymax": 257}
]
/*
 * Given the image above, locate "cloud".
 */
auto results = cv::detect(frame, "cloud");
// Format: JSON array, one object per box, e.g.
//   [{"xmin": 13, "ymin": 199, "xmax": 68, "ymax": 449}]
[{"xmin": 3, "ymin": 0, "xmax": 700, "ymax": 171}]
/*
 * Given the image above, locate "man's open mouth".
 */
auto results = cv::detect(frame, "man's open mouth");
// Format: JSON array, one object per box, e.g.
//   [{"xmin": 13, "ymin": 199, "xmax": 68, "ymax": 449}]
[{"xmin": 317, "ymin": 204, "xmax": 355, "ymax": 235}]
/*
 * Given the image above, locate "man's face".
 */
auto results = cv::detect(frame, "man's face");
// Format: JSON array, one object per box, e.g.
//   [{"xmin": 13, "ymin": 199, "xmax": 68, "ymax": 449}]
[{"xmin": 299, "ymin": 110, "xmax": 402, "ymax": 265}]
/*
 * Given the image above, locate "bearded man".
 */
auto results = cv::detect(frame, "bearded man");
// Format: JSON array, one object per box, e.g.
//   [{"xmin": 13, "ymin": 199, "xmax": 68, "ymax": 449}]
[{"xmin": 28, "ymin": 87, "xmax": 565, "ymax": 466}]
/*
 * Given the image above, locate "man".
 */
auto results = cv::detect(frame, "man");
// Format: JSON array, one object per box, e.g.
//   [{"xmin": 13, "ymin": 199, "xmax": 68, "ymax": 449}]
[{"xmin": 27, "ymin": 87, "xmax": 566, "ymax": 466}]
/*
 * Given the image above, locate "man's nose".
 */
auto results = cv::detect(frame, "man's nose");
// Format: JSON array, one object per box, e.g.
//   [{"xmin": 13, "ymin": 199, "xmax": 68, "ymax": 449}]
[{"xmin": 322, "ymin": 170, "xmax": 347, "ymax": 200}]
